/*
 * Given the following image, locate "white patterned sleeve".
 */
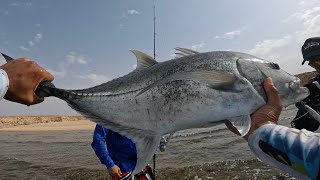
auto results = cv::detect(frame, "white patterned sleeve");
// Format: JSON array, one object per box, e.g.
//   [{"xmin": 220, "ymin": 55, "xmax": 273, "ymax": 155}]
[
  {"xmin": 0, "ymin": 69, "xmax": 9, "ymax": 100},
  {"xmin": 248, "ymin": 124, "xmax": 320, "ymax": 180}
]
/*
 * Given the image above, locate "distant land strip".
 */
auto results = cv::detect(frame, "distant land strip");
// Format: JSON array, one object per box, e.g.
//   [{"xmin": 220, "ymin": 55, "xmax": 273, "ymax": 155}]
[{"xmin": 0, "ymin": 116, "xmax": 84, "ymax": 128}]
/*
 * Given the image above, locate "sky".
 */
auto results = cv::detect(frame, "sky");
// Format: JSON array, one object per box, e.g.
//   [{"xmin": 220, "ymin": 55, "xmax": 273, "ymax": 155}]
[{"xmin": 0, "ymin": 0, "xmax": 320, "ymax": 116}]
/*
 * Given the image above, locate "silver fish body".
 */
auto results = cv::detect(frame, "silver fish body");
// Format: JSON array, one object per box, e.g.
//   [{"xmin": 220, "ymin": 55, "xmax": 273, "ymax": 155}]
[{"xmin": 45, "ymin": 50, "xmax": 309, "ymax": 174}]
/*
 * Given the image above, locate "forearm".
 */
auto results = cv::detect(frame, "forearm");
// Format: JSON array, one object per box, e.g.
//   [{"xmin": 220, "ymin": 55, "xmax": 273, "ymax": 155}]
[
  {"xmin": 91, "ymin": 140, "xmax": 115, "ymax": 168},
  {"xmin": 92, "ymin": 125, "xmax": 115, "ymax": 169},
  {"xmin": 248, "ymin": 124, "xmax": 320, "ymax": 180},
  {"xmin": 0, "ymin": 69, "xmax": 9, "ymax": 100}
]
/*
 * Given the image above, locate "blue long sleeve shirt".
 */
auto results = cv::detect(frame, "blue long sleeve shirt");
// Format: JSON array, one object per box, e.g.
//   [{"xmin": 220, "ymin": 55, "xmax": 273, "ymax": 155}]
[
  {"xmin": 91, "ymin": 124, "xmax": 137, "ymax": 172},
  {"xmin": 249, "ymin": 124, "xmax": 320, "ymax": 180}
]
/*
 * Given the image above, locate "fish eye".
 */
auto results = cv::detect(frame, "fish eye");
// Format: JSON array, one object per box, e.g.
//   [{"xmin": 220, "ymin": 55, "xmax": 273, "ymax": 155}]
[{"xmin": 270, "ymin": 62, "xmax": 280, "ymax": 70}]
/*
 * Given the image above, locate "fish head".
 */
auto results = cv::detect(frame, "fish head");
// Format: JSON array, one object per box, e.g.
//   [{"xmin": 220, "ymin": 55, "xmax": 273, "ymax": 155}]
[{"xmin": 237, "ymin": 56, "xmax": 309, "ymax": 107}]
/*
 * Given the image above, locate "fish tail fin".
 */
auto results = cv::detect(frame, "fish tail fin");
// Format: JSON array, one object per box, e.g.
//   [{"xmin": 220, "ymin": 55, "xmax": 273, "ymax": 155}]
[
  {"xmin": 35, "ymin": 81, "xmax": 56, "ymax": 97},
  {"xmin": 37, "ymin": 83, "xmax": 76, "ymax": 102},
  {"xmin": 1, "ymin": 53, "xmax": 14, "ymax": 62}
]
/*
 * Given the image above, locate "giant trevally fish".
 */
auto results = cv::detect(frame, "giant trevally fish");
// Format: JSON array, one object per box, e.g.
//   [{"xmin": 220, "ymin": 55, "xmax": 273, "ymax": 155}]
[{"xmin": 1, "ymin": 48, "xmax": 309, "ymax": 174}]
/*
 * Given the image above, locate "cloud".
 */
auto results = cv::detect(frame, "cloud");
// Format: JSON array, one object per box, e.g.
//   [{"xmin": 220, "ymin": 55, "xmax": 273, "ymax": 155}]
[
  {"xmin": 224, "ymin": 30, "xmax": 242, "ymax": 39},
  {"xmin": 47, "ymin": 66, "xmax": 67, "ymax": 78},
  {"xmin": 25, "ymin": 2, "xmax": 32, "ymax": 7},
  {"xmin": 34, "ymin": 33, "xmax": 42, "ymax": 42},
  {"xmin": 119, "ymin": 9, "xmax": 141, "ymax": 27},
  {"xmin": 127, "ymin": 9, "xmax": 140, "ymax": 15},
  {"xmin": 249, "ymin": 36, "xmax": 292, "ymax": 56},
  {"xmin": 0, "ymin": 10, "xmax": 9, "ymax": 16},
  {"xmin": 191, "ymin": 41, "xmax": 205, "ymax": 51},
  {"xmin": 28, "ymin": 33, "xmax": 42, "ymax": 46},
  {"xmin": 248, "ymin": 2, "xmax": 320, "ymax": 74},
  {"xmin": 65, "ymin": 51, "xmax": 89, "ymax": 64},
  {"xmin": 47, "ymin": 51, "xmax": 90, "ymax": 79},
  {"xmin": 75, "ymin": 73, "xmax": 110, "ymax": 85},
  {"xmin": 3, "ymin": 1, "xmax": 32, "ymax": 17},
  {"xmin": 9, "ymin": 3, "xmax": 20, "ymax": 6},
  {"xmin": 8, "ymin": 2, "xmax": 32, "ymax": 7},
  {"xmin": 28, "ymin": 41, "xmax": 35, "ymax": 47},
  {"xmin": 19, "ymin": 46, "xmax": 30, "ymax": 52},
  {"xmin": 214, "ymin": 28, "xmax": 245, "ymax": 39}
]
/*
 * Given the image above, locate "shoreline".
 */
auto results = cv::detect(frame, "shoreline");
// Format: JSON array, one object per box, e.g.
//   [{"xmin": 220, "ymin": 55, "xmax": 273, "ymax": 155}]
[{"xmin": 0, "ymin": 116, "xmax": 91, "ymax": 130}]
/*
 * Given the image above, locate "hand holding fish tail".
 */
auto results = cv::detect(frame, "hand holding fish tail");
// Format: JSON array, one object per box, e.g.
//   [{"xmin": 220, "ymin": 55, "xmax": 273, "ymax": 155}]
[
  {"xmin": 226, "ymin": 77, "xmax": 283, "ymax": 141},
  {"xmin": 0, "ymin": 58, "xmax": 54, "ymax": 105}
]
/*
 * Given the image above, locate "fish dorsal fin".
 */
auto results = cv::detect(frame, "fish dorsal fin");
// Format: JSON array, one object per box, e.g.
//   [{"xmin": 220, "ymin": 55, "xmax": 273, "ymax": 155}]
[
  {"xmin": 174, "ymin": 47, "xmax": 200, "ymax": 58},
  {"xmin": 130, "ymin": 50, "xmax": 158, "ymax": 70},
  {"xmin": 136, "ymin": 70, "xmax": 238, "ymax": 96}
]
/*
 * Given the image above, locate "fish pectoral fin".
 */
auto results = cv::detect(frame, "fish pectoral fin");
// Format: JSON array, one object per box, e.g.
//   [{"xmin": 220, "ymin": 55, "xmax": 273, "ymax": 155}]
[
  {"xmin": 130, "ymin": 50, "xmax": 158, "ymax": 70},
  {"xmin": 228, "ymin": 115, "xmax": 251, "ymax": 137},
  {"xmin": 136, "ymin": 70, "xmax": 237, "ymax": 96}
]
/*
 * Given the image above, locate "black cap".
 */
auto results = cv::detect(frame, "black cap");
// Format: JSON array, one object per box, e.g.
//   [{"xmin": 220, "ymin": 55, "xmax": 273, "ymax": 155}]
[{"xmin": 301, "ymin": 37, "xmax": 320, "ymax": 65}]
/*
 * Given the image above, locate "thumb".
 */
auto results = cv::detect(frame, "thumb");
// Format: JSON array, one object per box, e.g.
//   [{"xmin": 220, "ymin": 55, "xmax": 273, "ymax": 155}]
[{"xmin": 263, "ymin": 77, "xmax": 281, "ymax": 106}]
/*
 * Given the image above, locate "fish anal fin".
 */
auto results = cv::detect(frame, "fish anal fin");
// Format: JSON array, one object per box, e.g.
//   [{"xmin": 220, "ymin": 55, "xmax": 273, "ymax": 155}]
[
  {"xmin": 131, "ymin": 134, "xmax": 161, "ymax": 175},
  {"xmin": 69, "ymin": 104, "xmax": 161, "ymax": 176}
]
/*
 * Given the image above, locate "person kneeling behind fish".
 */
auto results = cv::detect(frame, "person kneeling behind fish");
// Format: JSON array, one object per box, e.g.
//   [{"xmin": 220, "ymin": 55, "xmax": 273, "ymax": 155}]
[
  {"xmin": 92, "ymin": 124, "xmax": 166, "ymax": 180},
  {"xmin": 226, "ymin": 77, "xmax": 320, "ymax": 180}
]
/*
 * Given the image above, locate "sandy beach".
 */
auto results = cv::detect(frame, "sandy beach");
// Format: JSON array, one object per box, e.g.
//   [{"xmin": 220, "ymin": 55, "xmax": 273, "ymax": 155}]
[
  {"xmin": 0, "ymin": 119, "xmax": 95, "ymax": 131},
  {"xmin": 0, "ymin": 116, "xmax": 86, "ymax": 129}
]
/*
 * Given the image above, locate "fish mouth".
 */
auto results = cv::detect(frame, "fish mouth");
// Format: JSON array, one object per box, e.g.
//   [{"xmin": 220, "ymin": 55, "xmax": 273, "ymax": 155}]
[
  {"xmin": 288, "ymin": 78, "xmax": 301, "ymax": 92},
  {"xmin": 280, "ymin": 78, "xmax": 309, "ymax": 107},
  {"xmin": 288, "ymin": 78, "xmax": 309, "ymax": 98}
]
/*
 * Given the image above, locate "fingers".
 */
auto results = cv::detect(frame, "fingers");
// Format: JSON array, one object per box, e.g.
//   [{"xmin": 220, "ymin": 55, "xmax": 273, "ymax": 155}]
[
  {"xmin": 31, "ymin": 95, "xmax": 45, "ymax": 105},
  {"xmin": 227, "ymin": 78, "xmax": 283, "ymax": 139},
  {"xmin": 25, "ymin": 59, "xmax": 54, "ymax": 105},
  {"xmin": 32, "ymin": 69, "xmax": 54, "ymax": 105},
  {"xmin": 118, "ymin": 168, "xmax": 122, "ymax": 177},
  {"xmin": 108, "ymin": 165, "xmax": 122, "ymax": 178},
  {"xmin": 263, "ymin": 77, "xmax": 281, "ymax": 108}
]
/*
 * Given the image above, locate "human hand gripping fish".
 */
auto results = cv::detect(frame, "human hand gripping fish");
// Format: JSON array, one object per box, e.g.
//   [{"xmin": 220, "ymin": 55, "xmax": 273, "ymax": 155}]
[
  {"xmin": 0, "ymin": 53, "xmax": 54, "ymax": 105},
  {"xmin": 225, "ymin": 77, "xmax": 282, "ymax": 140}
]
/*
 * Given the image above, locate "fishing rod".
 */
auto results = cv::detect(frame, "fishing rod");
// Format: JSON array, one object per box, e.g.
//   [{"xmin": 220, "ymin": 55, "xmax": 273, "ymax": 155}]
[{"xmin": 152, "ymin": 2, "xmax": 157, "ymax": 179}]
